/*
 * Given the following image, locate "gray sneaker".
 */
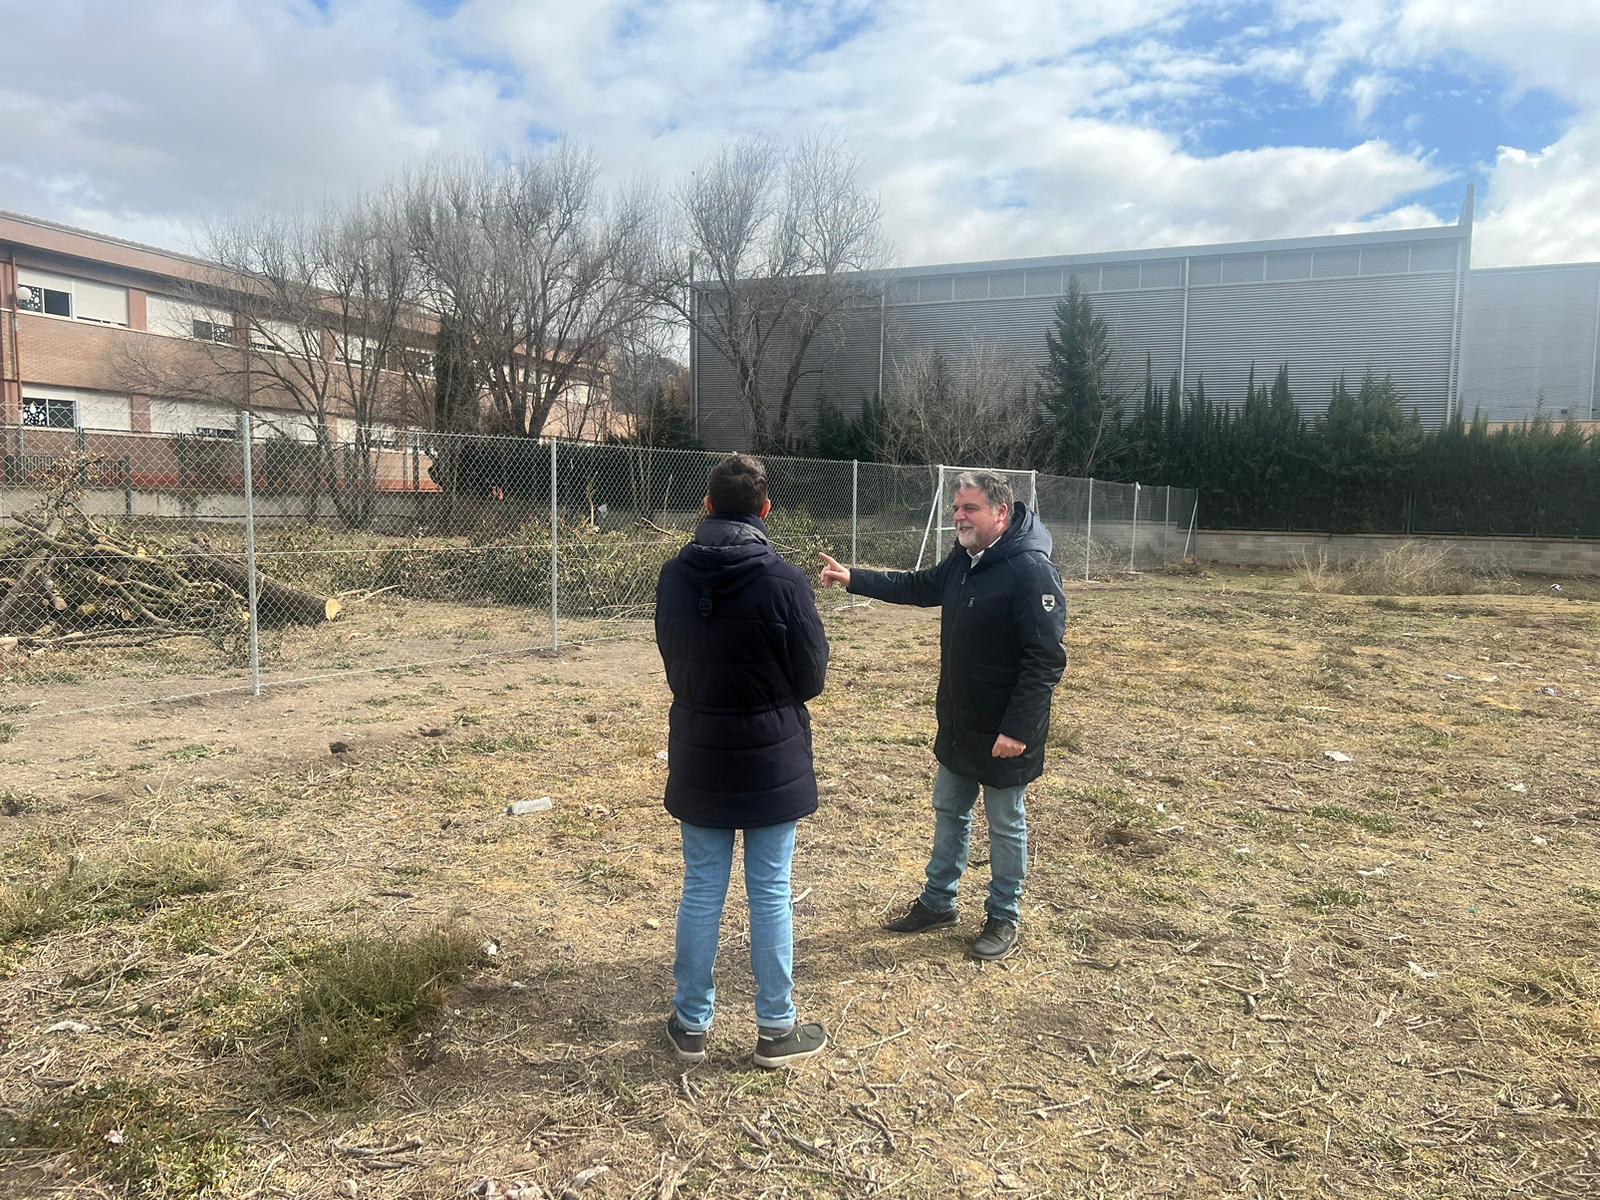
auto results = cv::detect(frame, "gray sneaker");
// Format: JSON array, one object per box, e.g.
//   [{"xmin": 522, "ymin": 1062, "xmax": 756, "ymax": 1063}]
[
  {"xmin": 665, "ymin": 1014, "xmax": 707, "ymax": 1063},
  {"xmin": 752, "ymin": 1022, "xmax": 827, "ymax": 1069},
  {"xmin": 970, "ymin": 917, "xmax": 1019, "ymax": 961}
]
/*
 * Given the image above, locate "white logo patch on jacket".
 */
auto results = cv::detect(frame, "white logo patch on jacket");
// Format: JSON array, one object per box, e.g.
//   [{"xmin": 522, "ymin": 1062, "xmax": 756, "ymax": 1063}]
[{"xmin": 1041, "ymin": 593, "xmax": 1056, "ymax": 612}]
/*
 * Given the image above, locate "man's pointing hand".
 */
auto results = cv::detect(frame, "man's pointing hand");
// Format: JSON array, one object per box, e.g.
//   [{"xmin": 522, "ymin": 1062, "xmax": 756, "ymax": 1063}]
[{"xmin": 819, "ymin": 552, "xmax": 851, "ymax": 590}]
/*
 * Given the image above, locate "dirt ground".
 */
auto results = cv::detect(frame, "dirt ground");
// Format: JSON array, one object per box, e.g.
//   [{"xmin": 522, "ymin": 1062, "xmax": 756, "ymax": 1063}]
[{"xmin": 1, "ymin": 569, "xmax": 1597, "ymax": 1199}]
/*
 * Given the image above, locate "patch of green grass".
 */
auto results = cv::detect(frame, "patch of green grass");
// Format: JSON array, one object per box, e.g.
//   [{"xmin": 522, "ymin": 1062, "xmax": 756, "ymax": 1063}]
[
  {"xmin": 1063, "ymin": 785, "xmax": 1143, "ymax": 824},
  {"xmin": 868, "ymin": 730, "xmax": 927, "ymax": 747},
  {"xmin": 465, "ymin": 731, "xmax": 543, "ymax": 755},
  {"xmin": 12, "ymin": 666, "xmax": 84, "ymax": 685},
  {"xmin": 1291, "ymin": 885, "xmax": 1365, "ymax": 914},
  {"xmin": 1568, "ymin": 886, "xmax": 1600, "ymax": 907},
  {"xmin": 0, "ymin": 841, "xmax": 238, "ymax": 944},
  {"xmin": 269, "ymin": 926, "xmax": 485, "ymax": 1098},
  {"xmin": 165, "ymin": 744, "xmax": 214, "ymax": 763},
  {"xmin": 147, "ymin": 895, "xmax": 258, "ymax": 955},
  {"xmin": 1133, "ymin": 883, "xmax": 1192, "ymax": 907},
  {"xmin": 1310, "ymin": 804, "xmax": 1399, "ymax": 836},
  {"xmin": 1047, "ymin": 721, "xmax": 1084, "ymax": 752},
  {"xmin": 574, "ymin": 857, "xmax": 646, "ymax": 898},
  {"xmin": 0, "ymin": 721, "xmax": 17, "ymax": 744},
  {"xmin": 1367, "ymin": 596, "xmax": 1423, "ymax": 612},
  {"xmin": 0, "ymin": 1081, "xmax": 240, "ymax": 1199}
]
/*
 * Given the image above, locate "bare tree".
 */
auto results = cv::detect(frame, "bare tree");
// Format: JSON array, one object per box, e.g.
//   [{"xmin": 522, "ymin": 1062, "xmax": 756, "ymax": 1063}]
[
  {"xmin": 403, "ymin": 143, "xmax": 659, "ymax": 442},
  {"xmin": 878, "ymin": 340, "xmax": 1035, "ymax": 467},
  {"xmin": 118, "ymin": 196, "xmax": 430, "ymax": 528},
  {"xmin": 667, "ymin": 133, "xmax": 889, "ymax": 451},
  {"xmin": 608, "ymin": 317, "xmax": 694, "ymax": 448}
]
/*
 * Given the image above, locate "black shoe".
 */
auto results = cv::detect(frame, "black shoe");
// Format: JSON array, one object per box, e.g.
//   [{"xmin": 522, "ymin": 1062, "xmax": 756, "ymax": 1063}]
[
  {"xmin": 665, "ymin": 1014, "xmax": 707, "ymax": 1063},
  {"xmin": 970, "ymin": 916, "xmax": 1019, "ymax": 961},
  {"xmin": 753, "ymin": 1022, "xmax": 827, "ymax": 1069},
  {"xmin": 883, "ymin": 898, "xmax": 959, "ymax": 934}
]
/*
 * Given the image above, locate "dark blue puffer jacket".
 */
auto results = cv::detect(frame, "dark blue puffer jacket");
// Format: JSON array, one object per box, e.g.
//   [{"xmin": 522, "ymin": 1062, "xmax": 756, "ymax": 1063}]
[
  {"xmin": 847, "ymin": 502, "xmax": 1066, "ymax": 788},
  {"xmin": 655, "ymin": 513, "xmax": 829, "ymax": 829}
]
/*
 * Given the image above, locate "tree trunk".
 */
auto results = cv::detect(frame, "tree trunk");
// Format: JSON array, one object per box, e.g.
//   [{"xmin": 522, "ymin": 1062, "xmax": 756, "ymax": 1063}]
[{"xmin": 183, "ymin": 549, "xmax": 342, "ymax": 626}]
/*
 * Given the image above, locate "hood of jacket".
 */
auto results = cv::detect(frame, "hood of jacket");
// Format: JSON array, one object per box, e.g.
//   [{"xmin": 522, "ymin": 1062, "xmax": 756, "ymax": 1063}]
[{"xmin": 676, "ymin": 514, "xmax": 776, "ymax": 608}]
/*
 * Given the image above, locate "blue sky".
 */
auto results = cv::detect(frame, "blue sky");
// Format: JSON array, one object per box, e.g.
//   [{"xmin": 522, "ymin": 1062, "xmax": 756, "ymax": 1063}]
[{"xmin": 1, "ymin": 0, "xmax": 1596, "ymax": 268}]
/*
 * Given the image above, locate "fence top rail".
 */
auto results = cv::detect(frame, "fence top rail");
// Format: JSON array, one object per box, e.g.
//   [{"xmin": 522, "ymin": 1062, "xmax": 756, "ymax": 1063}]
[{"xmin": 0, "ymin": 423, "xmax": 1195, "ymax": 506}]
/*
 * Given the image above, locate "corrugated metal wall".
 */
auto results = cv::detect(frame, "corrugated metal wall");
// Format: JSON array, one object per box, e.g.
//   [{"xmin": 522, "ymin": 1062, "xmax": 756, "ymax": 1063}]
[
  {"xmin": 1185, "ymin": 273, "xmax": 1459, "ymax": 423},
  {"xmin": 882, "ymin": 289, "xmax": 1186, "ymax": 399},
  {"xmin": 693, "ymin": 233, "xmax": 1472, "ymax": 449},
  {"xmin": 694, "ymin": 303, "xmax": 882, "ymax": 450},
  {"xmin": 1461, "ymin": 266, "xmax": 1600, "ymax": 422}
]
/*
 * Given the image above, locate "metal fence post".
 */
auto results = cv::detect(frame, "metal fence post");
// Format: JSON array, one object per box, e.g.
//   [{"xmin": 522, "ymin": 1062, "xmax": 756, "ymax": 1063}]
[
  {"xmin": 550, "ymin": 436, "xmax": 559, "ymax": 652},
  {"xmin": 850, "ymin": 458, "xmax": 858, "ymax": 568},
  {"xmin": 1183, "ymin": 492, "xmax": 1199, "ymax": 560},
  {"xmin": 1130, "ymin": 482, "xmax": 1140, "ymax": 571},
  {"xmin": 239, "ymin": 409, "xmax": 261, "ymax": 697},
  {"xmin": 1163, "ymin": 485, "xmax": 1171, "ymax": 565},
  {"xmin": 1084, "ymin": 477, "xmax": 1093, "ymax": 582}
]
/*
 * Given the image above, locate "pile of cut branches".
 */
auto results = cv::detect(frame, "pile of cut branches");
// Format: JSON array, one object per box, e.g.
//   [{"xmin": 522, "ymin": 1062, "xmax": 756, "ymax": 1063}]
[{"xmin": 0, "ymin": 459, "xmax": 340, "ymax": 650}]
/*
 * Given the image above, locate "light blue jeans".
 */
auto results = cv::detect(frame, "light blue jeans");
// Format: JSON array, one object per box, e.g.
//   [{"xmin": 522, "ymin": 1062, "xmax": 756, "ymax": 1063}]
[
  {"xmin": 673, "ymin": 821, "xmax": 798, "ymax": 1034},
  {"xmin": 920, "ymin": 765, "xmax": 1029, "ymax": 924}
]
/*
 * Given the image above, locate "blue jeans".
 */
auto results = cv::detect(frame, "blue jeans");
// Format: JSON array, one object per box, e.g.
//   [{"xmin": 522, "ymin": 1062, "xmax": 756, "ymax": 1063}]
[
  {"xmin": 673, "ymin": 821, "xmax": 798, "ymax": 1034},
  {"xmin": 920, "ymin": 765, "xmax": 1028, "ymax": 923}
]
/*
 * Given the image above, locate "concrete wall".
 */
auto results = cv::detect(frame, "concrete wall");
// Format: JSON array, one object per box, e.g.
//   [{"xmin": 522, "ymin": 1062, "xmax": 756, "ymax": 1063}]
[{"xmin": 1196, "ymin": 529, "xmax": 1600, "ymax": 577}]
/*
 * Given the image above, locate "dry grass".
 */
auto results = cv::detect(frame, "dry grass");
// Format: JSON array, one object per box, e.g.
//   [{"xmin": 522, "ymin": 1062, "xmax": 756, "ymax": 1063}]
[
  {"xmin": 1296, "ymin": 542, "xmax": 1520, "ymax": 595},
  {"xmin": 0, "ymin": 569, "xmax": 1597, "ymax": 1198},
  {"xmin": 0, "ymin": 841, "xmax": 238, "ymax": 944}
]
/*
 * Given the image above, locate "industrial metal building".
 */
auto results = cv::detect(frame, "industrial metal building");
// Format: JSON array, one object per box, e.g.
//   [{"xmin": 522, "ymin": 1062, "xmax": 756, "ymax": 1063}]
[{"xmin": 692, "ymin": 188, "xmax": 1600, "ymax": 448}]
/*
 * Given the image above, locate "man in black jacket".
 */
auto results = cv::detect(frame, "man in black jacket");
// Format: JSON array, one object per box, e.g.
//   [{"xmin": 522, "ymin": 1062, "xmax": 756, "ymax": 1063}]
[
  {"xmin": 820, "ymin": 470, "xmax": 1066, "ymax": 961},
  {"xmin": 655, "ymin": 453, "xmax": 830, "ymax": 1067}
]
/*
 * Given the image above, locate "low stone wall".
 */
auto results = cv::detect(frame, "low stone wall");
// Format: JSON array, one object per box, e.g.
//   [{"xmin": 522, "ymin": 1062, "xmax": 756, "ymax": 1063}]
[{"xmin": 1195, "ymin": 530, "xmax": 1600, "ymax": 577}]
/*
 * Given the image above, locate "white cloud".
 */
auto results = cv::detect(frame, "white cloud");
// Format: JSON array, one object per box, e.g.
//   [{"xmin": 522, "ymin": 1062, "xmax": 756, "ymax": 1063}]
[
  {"xmin": 1473, "ymin": 124, "xmax": 1600, "ymax": 266},
  {"xmin": 1275, "ymin": 0, "xmax": 1600, "ymax": 263},
  {"xmin": 0, "ymin": 0, "xmax": 1588, "ymax": 270}
]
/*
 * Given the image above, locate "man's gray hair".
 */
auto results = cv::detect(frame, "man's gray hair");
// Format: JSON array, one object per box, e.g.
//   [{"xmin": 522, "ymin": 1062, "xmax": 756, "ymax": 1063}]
[{"xmin": 951, "ymin": 470, "xmax": 1014, "ymax": 513}]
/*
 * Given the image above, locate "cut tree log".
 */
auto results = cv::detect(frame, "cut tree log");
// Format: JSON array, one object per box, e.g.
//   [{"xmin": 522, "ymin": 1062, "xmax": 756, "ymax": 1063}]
[
  {"xmin": 0, "ymin": 469, "xmax": 342, "ymax": 641},
  {"xmin": 0, "ymin": 504, "xmax": 67, "ymax": 631},
  {"xmin": 182, "ymin": 548, "xmax": 343, "ymax": 626}
]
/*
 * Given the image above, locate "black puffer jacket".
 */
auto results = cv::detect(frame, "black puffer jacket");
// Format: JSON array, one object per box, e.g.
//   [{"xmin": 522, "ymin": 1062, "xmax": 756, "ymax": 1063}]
[
  {"xmin": 847, "ymin": 502, "xmax": 1066, "ymax": 787},
  {"xmin": 655, "ymin": 514, "xmax": 829, "ymax": 829}
]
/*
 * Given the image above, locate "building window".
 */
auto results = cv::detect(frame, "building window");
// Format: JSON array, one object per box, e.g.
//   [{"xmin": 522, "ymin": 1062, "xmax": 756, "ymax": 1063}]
[
  {"xmin": 249, "ymin": 320, "xmax": 305, "ymax": 355},
  {"xmin": 22, "ymin": 396, "xmax": 77, "ymax": 429},
  {"xmin": 192, "ymin": 319, "xmax": 233, "ymax": 345},
  {"xmin": 1100, "ymin": 263, "xmax": 1141, "ymax": 291},
  {"xmin": 1360, "ymin": 245, "xmax": 1411, "ymax": 275},
  {"xmin": 17, "ymin": 271, "xmax": 127, "ymax": 325},
  {"xmin": 1265, "ymin": 251, "xmax": 1314, "ymax": 281},
  {"xmin": 1312, "ymin": 248, "xmax": 1360, "ymax": 278},
  {"xmin": 1024, "ymin": 268, "xmax": 1062, "ymax": 297},
  {"xmin": 1221, "ymin": 254, "xmax": 1266, "ymax": 284},
  {"xmin": 194, "ymin": 426, "xmax": 238, "ymax": 440},
  {"xmin": 1408, "ymin": 240, "xmax": 1458, "ymax": 272},
  {"xmin": 401, "ymin": 347, "xmax": 436, "ymax": 378},
  {"xmin": 18, "ymin": 282, "xmax": 72, "ymax": 317},
  {"xmin": 1139, "ymin": 260, "xmax": 1183, "ymax": 288}
]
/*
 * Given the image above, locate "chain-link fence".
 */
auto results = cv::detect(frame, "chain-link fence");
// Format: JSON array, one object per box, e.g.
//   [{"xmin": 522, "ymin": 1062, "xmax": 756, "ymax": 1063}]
[{"xmin": 0, "ymin": 420, "xmax": 1196, "ymax": 721}]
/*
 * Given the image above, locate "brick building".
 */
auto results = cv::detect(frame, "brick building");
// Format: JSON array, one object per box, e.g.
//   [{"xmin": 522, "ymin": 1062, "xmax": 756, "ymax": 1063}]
[{"xmin": 0, "ymin": 211, "xmax": 620, "ymax": 497}]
